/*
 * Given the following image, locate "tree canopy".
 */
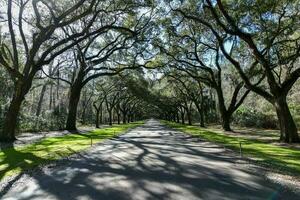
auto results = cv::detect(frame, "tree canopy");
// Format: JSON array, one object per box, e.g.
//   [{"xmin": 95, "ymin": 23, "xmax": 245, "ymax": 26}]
[{"xmin": 0, "ymin": 0, "xmax": 299, "ymax": 143}]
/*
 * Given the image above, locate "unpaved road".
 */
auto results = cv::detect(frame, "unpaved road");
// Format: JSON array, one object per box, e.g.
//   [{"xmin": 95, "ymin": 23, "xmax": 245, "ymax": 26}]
[{"xmin": 1, "ymin": 120, "xmax": 299, "ymax": 200}]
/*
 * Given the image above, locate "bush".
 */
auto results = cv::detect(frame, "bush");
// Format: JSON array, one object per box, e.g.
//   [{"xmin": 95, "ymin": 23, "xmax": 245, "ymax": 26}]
[
  {"xmin": 17, "ymin": 105, "xmax": 67, "ymax": 133},
  {"xmin": 233, "ymin": 107, "xmax": 278, "ymax": 129},
  {"xmin": 290, "ymin": 103, "xmax": 300, "ymax": 128}
]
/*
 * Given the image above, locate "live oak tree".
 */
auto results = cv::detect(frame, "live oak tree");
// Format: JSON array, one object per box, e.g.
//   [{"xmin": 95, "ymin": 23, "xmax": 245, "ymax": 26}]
[
  {"xmin": 93, "ymin": 91, "xmax": 105, "ymax": 128},
  {"xmin": 64, "ymin": 33, "xmax": 136, "ymax": 130},
  {"xmin": 0, "ymin": 0, "xmax": 130, "ymax": 141},
  {"xmin": 93, "ymin": 76, "xmax": 145, "ymax": 125},
  {"xmin": 0, "ymin": 0, "xmax": 299, "ymax": 144},
  {"xmin": 151, "ymin": 76, "xmax": 190, "ymax": 124},
  {"xmin": 168, "ymin": 78, "xmax": 194, "ymax": 125},
  {"xmin": 157, "ymin": 18, "xmax": 252, "ymax": 131},
  {"xmin": 172, "ymin": 0, "xmax": 300, "ymax": 142},
  {"xmin": 102, "ymin": 81, "xmax": 120, "ymax": 126},
  {"xmin": 166, "ymin": 72, "xmax": 206, "ymax": 127},
  {"xmin": 64, "ymin": 43, "xmax": 150, "ymax": 129},
  {"xmin": 36, "ymin": 60, "xmax": 64, "ymax": 117},
  {"xmin": 32, "ymin": 1, "xmax": 153, "ymax": 131},
  {"xmin": 116, "ymin": 82, "xmax": 139, "ymax": 124},
  {"xmin": 79, "ymin": 86, "xmax": 94, "ymax": 124},
  {"xmin": 118, "ymin": 92, "xmax": 135, "ymax": 124}
]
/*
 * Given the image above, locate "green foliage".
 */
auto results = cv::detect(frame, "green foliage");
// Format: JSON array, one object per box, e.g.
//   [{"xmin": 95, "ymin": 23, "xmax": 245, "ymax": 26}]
[
  {"xmin": 164, "ymin": 121, "xmax": 300, "ymax": 175},
  {"xmin": 233, "ymin": 106, "xmax": 278, "ymax": 129},
  {"xmin": 17, "ymin": 106, "xmax": 67, "ymax": 133},
  {"xmin": 290, "ymin": 103, "xmax": 300, "ymax": 128},
  {"xmin": 0, "ymin": 68, "xmax": 13, "ymax": 131},
  {"xmin": 0, "ymin": 121, "xmax": 143, "ymax": 181}
]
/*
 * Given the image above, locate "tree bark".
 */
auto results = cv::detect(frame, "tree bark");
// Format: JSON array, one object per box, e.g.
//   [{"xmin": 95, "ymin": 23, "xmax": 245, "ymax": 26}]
[
  {"xmin": 66, "ymin": 84, "xmax": 82, "ymax": 131},
  {"xmin": 215, "ymin": 87, "xmax": 233, "ymax": 131},
  {"xmin": 122, "ymin": 112, "xmax": 127, "ymax": 124},
  {"xmin": 1, "ymin": 95, "xmax": 23, "ymax": 141},
  {"xmin": 199, "ymin": 88, "xmax": 205, "ymax": 127},
  {"xmin": 222, "ymin": 113, "xmax": 232, "ymax": 131},
  {"xmin": 36, "ymin": 84, "xmax": 47, "ymax": 117},
  {"xmin": 127, "ymin": 113, "xmax": 131, "ymax": 123},
  {"xmin": 108, "ymin": 109, "xmax": 113, "ymax": 126},
  {"xmin": 49, "ymin": 84, "xmax": 53, "ymax": 110},
  {"xmin": 95, "ymin": 108, "xmax": 100, "ymax": 128},
  {"xmin": 186, "ymin": 110, "xmax": 192, "ymax": 125},
  {"xmin": 116, "ymin": 108, "xmax": 121, "ymax": 124},
  {"xmin": 99, "ymin": 106, "xmax": 103, "ymax": 124},
  {"xmin": 195, "ymin": 104, "xmax": 205, "ymax": 127},
  {"xmin": 199, "ymin": 108, "xmax": 205, "ymax": 127},
  {"xmin": 180, "ymin": 112, "xmax": 185, "ymax": 124},
  {"xmin": 131, "ymin": 114, "xmax": 134, "ymax": 122},
  {"xmin": 275, "ymin": 97, "xmax": 299, "ymax": 143},
  {"xmin": 1, "ymin": 80, "xmax": 31, "ymax": 141}
]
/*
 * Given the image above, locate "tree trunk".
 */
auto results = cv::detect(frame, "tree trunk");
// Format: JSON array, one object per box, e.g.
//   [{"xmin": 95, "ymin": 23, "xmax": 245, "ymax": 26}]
[
  {"xmin": 275, "ymin": 97, "xmax": 299, "ymax": 143},
  {"xmin": 187, "ymin": 110, "xmax": 192, "ymax": 125},
  {"xmin": 131, "ymin": 114, "xmax": 134, "ymax": 122},
  {"xmin": 199, "ymin": 84, "xmax": 205, "ymax": 127},
  {"xmin": 66, "ymin": 84, "xmax": 82, "ymax": 131},
  {"xmin": 49, "ymin": 84, "xmax": 53, "ymax": 110},
  {"xmin": 195, "ymin": 104, "xmax": 205, "ymax": 127},
  {"xmin": 95, "ymin": 108, "xmax": 100, "ymax": 128},
  {"xmin": 81, "ymin": 107, "xmax": 86, "ymax": 125},
  {"xmin": 199, "ymin": 109, "xmax": 205, "ymax": 127},
  {"xmin": 99, "ymin": 106, "xmax": 103, "ymax": 124},
  {"xmin": 181, "ymin": 112, "xmax": 185, "ymax": 124},
  {"xmin": 52, "ymin": 87, "xmax": 56, "ymax": 109},
  {"xmin": 215, "ymin": 87, "xmax": 233, "ymax": 131},
  {"xmin": 127, "ymin": 114, "xmax": 131, "ymax": 123},
  {"xmin": 222, "ymin": 116, "xmax": 232, "ymax": 131},
  {"xmin": 36, "ymin": 84, "xmax": 47, "ymax": 117},
  {"xmin": 117, "ymin": 110, "xmax": 121, "ymax": 124},
  {"xmin": 1, "ymin": 95, "xmax": 23, "ymax": 141},
  {"xmin": 1, "ymin": 80, "xmax": 31, "ymax": 141},
  {"xmin": 122, "ymin": 112, "xmax": 127, "ymax": 124},
  {"xmin": 108, "ymin": 109, "xmax": 113, "ymax": 126}
]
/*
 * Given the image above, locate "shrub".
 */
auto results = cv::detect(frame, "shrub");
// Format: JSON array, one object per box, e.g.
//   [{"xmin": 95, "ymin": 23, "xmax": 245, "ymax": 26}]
[
  {"xmin": 289, "ymin": 103, "xmax": 300, "ymax": 128},
  {"xmin": 233, "ymin": 106, "xmax": 278, "ymax": 129},
  {"xmin": 17, "ymin": 105, "xmax": 67, "ymax": 133}
]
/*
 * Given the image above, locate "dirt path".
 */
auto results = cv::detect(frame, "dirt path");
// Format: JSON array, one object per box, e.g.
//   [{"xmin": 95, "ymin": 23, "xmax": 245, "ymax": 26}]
[{"xmin": 1, "ymin": 120, "xmax": 298, "ymax": 200}]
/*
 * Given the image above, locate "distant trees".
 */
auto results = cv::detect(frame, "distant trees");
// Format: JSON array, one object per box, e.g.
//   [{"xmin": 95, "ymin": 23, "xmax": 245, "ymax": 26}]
[
  {"xmin": 157, "ymin": 17, "xmax": 251, "ymax": 131},
  {"xmin": 93, "ymin": 92, "xmax": 105, "ymax": 128},
  {"xmin": 0, "ymin": 0, "xmax": 299, "ymax": 144},
  {"xmin": 166, "ymin": 73, "xmax": 206, "ymax": 127},
  {"xmin": 92, "ymin": 76, "xmax": 148, "ymax": 126}
]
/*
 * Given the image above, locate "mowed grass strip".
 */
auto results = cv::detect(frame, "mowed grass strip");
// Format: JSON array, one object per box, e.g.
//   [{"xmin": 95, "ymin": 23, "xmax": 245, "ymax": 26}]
[
  {"xmin": 0, "ymin": 122, "xmax": 143, "ymax": 181},
  {"xmin": 163, "ymin": 121, "xmax": 300, "ymax": 176}
]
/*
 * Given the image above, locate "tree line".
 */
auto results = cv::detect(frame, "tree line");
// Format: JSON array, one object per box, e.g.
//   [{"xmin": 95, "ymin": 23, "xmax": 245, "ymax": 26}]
[
  {"xmin": 152, "ymin": 0, "xmax": 300, "ymax": 143},
  {"xmin": 0, "ymin": 0, "xmax": 154, "ymax": 141},
  {"xmin": 0, "ymin": 0, "xmax": 299, "ymax": 143}
]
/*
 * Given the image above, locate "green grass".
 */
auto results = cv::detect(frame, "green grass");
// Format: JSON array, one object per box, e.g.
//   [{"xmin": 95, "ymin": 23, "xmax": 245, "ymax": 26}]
[
  {"xmin": 0, "ymin": 122, "xmax": 143, "ymax": 181},
  {"xmin": 163, "ymin": 121, "xmax": 300, "ymax": 176}
]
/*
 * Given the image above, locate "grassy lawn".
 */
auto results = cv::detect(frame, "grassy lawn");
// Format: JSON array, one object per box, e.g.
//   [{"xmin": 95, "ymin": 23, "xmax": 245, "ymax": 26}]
[
  {"xmin": 0, "ymin": 122, "xmax": 143, "ymax": 181},
  {"xmin": 163, "ymin": 121, "xmax": 300, "ymax": 176}
]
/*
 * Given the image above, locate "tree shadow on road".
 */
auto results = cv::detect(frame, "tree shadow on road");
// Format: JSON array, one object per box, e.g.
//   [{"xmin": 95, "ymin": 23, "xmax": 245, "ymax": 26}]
[
  {"xmin": 0, "ymin": 142, "xmax": 52, "ymax": 197},
  {"xmin": 1, "ymin": 120, "xmax": 298, "ymax": 199}
]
